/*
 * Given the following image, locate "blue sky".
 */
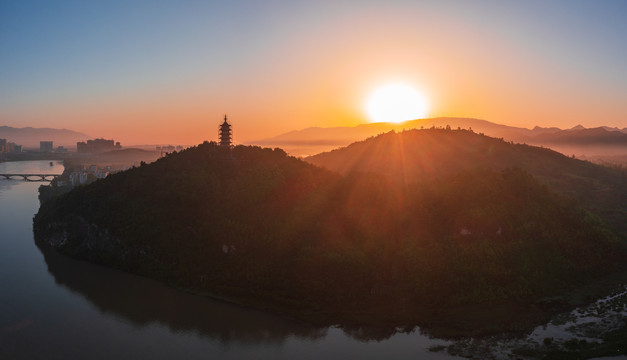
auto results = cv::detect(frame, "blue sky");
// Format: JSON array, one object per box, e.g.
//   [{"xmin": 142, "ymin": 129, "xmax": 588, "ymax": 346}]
[{"xmin": 1, "ymin": 0, "xmax": 626, "ymax": 144}]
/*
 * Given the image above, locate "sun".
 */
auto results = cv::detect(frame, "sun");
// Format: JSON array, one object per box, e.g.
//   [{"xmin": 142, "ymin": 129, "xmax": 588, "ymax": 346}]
[{"xmin": 365, "ymin": 83, "xmax": 428, "ymax": 123}]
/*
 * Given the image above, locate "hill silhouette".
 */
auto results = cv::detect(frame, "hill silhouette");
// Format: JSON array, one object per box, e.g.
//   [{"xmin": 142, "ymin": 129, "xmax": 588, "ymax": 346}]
[
  {"xmin": 532, "ymin": 127, "xmax": 627, "ymax": 145},
  {"xmin": 34, "ymin": 139, "xmax": 627, "ymax": 335},
  {"xmin": 253, "ymin": 117, "xmax": 627, "ymax": 157},
  {"xmin": 0, "ymin": 125, "xmax": 90, "ymax": 148},
  {"xmin": 307, "ymin": 128, "xmax": 627, "ymax": 237},
  {"xmin": 254, "ymin": 117, "xmax": 531, "ymax": 155}
]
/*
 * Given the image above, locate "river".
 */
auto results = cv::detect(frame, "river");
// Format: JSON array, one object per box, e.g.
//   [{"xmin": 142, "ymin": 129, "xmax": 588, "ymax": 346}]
[{"xmin": 0, "ymin": 161, "xmax": 456, "ymax": 360}]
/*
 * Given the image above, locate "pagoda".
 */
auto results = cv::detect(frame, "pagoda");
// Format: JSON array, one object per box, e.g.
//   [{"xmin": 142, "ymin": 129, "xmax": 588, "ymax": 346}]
[{"xmin": 219, "ymin": 114, "xmax": 232, "ymax": 148}]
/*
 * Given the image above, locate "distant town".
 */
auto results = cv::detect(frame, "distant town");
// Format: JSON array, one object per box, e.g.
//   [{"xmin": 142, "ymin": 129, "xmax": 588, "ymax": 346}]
[
  {"xmin": 1, "ymin": 137, "xmax": 188, "ymax": 161},
  {"xmin": 2, "ymin": 119, "xmax": 234, "ymax": 195},
  {"xmin": 1, "ymin": 136, "xmax": 189, "ymax": 189}
]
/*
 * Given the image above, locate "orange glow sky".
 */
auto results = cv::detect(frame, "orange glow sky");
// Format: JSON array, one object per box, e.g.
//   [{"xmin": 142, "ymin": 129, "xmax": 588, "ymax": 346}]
[{"xmin": 1, "ymin": 1, "xmax": 626, "ymax": 145}]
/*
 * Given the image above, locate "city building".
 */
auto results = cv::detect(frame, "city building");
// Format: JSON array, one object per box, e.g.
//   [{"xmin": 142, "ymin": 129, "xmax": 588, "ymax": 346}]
[
  {"xmin": 157, "ymin": 145, "xmax": 176, "ymax": 152},
  {"xmin": 0, "ymin": 139, "xmax": 6, "ymax": 160},
  {"xmin": 66, "ymin": 165, "xmax": 113, "ymax": 186},
  {"xmin": 40, "ymin": 141, "xmax": 53, "ymax": 152},
  {"xmin": 77, "ymin": 138, "xmax": 121, "ymax": 153},
  {"xmin": 69, "ymin": 171, "xmax": 89, "ymax": 186},
  {"xmin": 7, "ymin": 142, "xmax": 22, "ymax": 153},
  {"xmin": 1, "ymin": 139, "xmax": 23, "ymax": 155},
  {"xmin": 95, "ymin": 169, "xmax": 110, "ymax": 179}
]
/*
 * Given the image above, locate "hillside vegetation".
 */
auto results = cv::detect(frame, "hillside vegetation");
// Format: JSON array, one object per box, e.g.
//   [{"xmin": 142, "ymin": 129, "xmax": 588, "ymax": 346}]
[
  {"xmin": 307, "ymin": 128, "xmax": 627, "ymax": 237},
  {"xmin": 34, "ymin": 135, "xmax": 627, "ymax": 334}
]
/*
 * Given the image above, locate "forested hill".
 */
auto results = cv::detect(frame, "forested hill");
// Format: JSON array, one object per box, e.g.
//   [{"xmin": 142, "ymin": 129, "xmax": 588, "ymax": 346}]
[
  {"xmin": 34, "ymin": 141, "xmax": 627, "ymax": 334},
  {"xmin": 306, "ymin": 128, "xmax": 627, "ymax": 237}
]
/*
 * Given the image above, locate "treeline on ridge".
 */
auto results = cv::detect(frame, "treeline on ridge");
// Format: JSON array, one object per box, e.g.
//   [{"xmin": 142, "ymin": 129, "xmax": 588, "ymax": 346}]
[{"xmin": 307, "ymin": 128, "xmax": 627, "ymax": 237}]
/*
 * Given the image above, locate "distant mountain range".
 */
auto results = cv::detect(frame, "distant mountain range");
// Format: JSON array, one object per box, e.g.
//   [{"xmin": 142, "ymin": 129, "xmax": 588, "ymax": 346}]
[
  {"xmin": 530, "ymin": 127, "xmax": 627, "ymax": 145},
  {"xmin": 253, "ymin": 117, "xmax": 627, "ymax": 156},
  {"xmin": 0, "ymin": 126, "xmax": 90, "ymax": 149}
]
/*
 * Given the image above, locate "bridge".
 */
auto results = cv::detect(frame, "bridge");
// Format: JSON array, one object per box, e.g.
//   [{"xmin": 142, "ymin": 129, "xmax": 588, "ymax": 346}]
[{"xmin": 0, "ymin": 173, "xmax": 62, "ymax": 182}]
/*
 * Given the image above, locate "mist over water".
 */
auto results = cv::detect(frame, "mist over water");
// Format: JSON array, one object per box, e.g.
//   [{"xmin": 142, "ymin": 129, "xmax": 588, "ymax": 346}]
[{"xmin": 541, "ymin": 145, "xmax": 627, "ymax": 166}]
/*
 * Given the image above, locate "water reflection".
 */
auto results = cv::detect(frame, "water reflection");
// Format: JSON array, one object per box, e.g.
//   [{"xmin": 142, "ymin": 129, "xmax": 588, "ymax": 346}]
[
  {"xmin": 0, "ymin": 178, "xmax": 16, "ymax": 193},
  {"xmin": 0, "ymin": 160, "xmax": 63, "ymax": 174},
  {"xmin": 37, "ymin": 243, "xmax": 329, "ymax": 344},
  {"xmin": 342, "ymin": 325, "xmax": 416, "ymax": 342},
  {"xmin": 38, "ymin": 241, "xmax": 432, "ymax": 345},
  {"xmin": 11, "ymin": 159, "xmax": 411, "ymax": 345},
  {"xmin": 0, "ymin": 160, "xmax": 62, "ymax": 195}
]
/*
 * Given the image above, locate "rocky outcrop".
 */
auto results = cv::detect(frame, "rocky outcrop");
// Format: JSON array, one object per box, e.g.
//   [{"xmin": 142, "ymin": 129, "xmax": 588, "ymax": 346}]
[{"xmin": 35, "ymin": 214, "xmax": 150, "ymax": 272}]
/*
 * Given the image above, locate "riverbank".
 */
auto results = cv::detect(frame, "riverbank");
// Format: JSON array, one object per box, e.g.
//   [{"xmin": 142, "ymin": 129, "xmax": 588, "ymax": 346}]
[
  {"xmin": 165, "ymin": 269, "xmax": 627, "ymax": 340},
  {"xmin": 440, "ymin": 285, "xmax": 627, "ymax": 359},
  {"xmin": 32, "ymin": 219, "xmax": 627, "ymax": 342}
]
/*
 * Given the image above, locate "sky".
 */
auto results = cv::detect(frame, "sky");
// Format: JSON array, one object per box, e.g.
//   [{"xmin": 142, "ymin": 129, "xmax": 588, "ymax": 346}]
[{"xmin": 1, "ymin": 0, "xmax": 626, "ymax": 145}]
